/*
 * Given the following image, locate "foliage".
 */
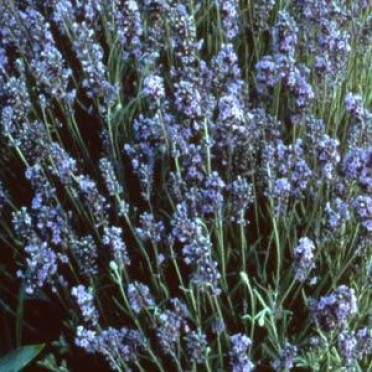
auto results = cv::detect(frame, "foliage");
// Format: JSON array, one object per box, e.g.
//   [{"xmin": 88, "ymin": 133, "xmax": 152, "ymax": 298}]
[{"xmin": 0, "ymin": 0, "xmax": 371, "ymax": 371}]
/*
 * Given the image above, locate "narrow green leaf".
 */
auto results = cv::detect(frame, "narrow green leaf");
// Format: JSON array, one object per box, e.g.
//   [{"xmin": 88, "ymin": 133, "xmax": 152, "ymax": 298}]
[{"xmin": 0, "ymin": 344, "xmax": 45, "ymax": 372}]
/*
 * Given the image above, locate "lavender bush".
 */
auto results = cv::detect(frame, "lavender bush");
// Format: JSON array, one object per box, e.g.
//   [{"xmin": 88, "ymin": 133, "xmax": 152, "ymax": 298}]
[{"xmin": 0, "ymin": 0, "xmax": 371, "ymax": 370}]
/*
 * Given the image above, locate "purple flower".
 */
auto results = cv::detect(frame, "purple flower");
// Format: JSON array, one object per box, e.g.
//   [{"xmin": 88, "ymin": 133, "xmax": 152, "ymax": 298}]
[
  {"xmin": 315, "ymin": 135, "xmax": 340, "ymax": 181},
  {"xmin": 171, "ymin": 203, "xmax": 199, "ymax": 243},
  {"xmin": 76, "ymin": 175, "xmax": 109, "ymax": 227},
  {"xmin": 211, "ymin": 43, "xmax": 243, "ymax": 95},
  {"xmin": 185, "ymin": 330, "xmax": 208, "ymax": 364},
  {"xmin": 99, "ymin": 157, "xmax": 123, "ymax": 196},
  {"xmin": 109, "ymin": 0, "xmax": 144, "ymax": 61},
  {"xmin": 256, "ymin": 55, "xmax": 278, "ymax": 94},
  {"xmin": 229, "ymin": 333, "xmax": 254, "ymax": 372},
  {"xmin": 352, "ymin": 195, "xmax": 372, "ymax": 232},
  {"xmin": 324, "ymin": 198, "xmax": 351, "ymax": 231},
  {"xmin": 156, "ymin": 310, "xmax": 183, "ymax": 354},
  {"xmin": 71, "ymin": 285, "xmax": 99, "ymax": 325},
  {"xmin": 143, "ymin": 74, "xmax": 165, "ymax": 101},
  {"xmin": 97, "ymin": 327, "xmax": 145, "ymax": 364},
  {"xmin": 292, "ymin": 237, "xmax": 316, "ymax": 282},
  {"xmin": 174, "ymin": 79, "xmax": 202, "ymax": 119},
  {"xmin": 219, "ymin": 0, "xmax": 240, "ymax": 40},
  {"xmin": 103, "ymin": 226, "xmax": 131, "ymax": 267},
  {"xmin": 136, "ymin": 212, "xmax": 165, "ymax": 244},
  {"xmin": 345, "ymin": 93, "xmax": 365, "ymax": 119},
  {"xmin": 127, "ymin": 282, "xmax": 155, "ymax": 314},
  {"xmin": 75, "ymin": 325, "xmax": 145, "ymax": 368},
  {"xmin": 72, "ymin": 235, "xmax": 98, "ymax": 276},
  {"xmin": 22, "ymin": 241, "xmax": 59, "ymax": 294},
  {"xmin": 199, "ymin": 172, "xmax": 225, "ymax": 215},
  {"xmin": 228, "ymin": 176, "xmax": 254, "ymax": 224},
  {"xmin": 252, "ymin": 0, "xmax": 275, "ymax": 34},
  {"xmin": 308, "ymin": 285, "xmax": 358, "ymax": 331},
  {"xmin": 75, "ymin": 326, "xmax": 98, "ymax": 352},
  {"xmin": 338, "ymin": 327, "xmax": 372, "ymax": 367},
  {"xmin": 343, "ymin": 147, "xmax": 372, "ymax": 191},
  {"xmin": 71, "ymin": 21, "xmax": 117, "ymax": 104},
  {"xmin": 271, "ymin": 341, "xmax": 298, "ymax": 371},
  {"xmin": 273, "ymin": 11, "xmax": 298, "ymax": 60},
  {"xmin": 191, "ymin": 256, "xmax": 222, "ymax": 295},
  {"xmin": 286, "ymin": 65, "xmax": 314, "ymax": 110},
  {"xmin": 49, "ymin": 143, "xmax": 77, "ymax": 184},
  {"xmin": 263, "ymin": 139, "xmax": 312, "ymax": 214}
]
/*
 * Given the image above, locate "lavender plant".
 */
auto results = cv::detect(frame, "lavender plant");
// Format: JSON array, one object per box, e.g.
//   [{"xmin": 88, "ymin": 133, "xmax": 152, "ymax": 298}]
[{"xmin": 0, "ymin": 0, "xmax": 371, "ymax": 371}]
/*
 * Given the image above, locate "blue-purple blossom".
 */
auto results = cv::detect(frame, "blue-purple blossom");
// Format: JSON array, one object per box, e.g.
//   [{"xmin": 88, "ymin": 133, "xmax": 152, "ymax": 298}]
[
  {"xmin": 292, "ymin": 237, "xmax": 316, "ymax": 282},
  {"xmin": 263, "ymin": 139, "xmax": 312, "ymax": 214},
  {"xmin": 174, "ymin": 79, "xmax": 202, "ymax": 119},
  {"xmin": 172, "ymin": 209, "xmax": 221, "ymax": 294},
  {"xmin": 315, "ymin": 21, "xmax": 351, "ymax": 78},
  {"xmin": 75, "ymin": 175, "xmax": 109, "ymax": 226},
  {"xmin": 211, "ymin": 43, "xmax": 244, "ymax": 95},
  {"xmin": 4, "ymin": 6, "xmax": 74, "ymax": 103},
  {"xmin": 143, "ymin": 74, "xmax": 166, "ymax": 101},
  {"xmin": 71, "ymin": 285, "xmax": 99, "ymax": 325},
  {"xmin": 110, "ymin": 0, "xmax": 144, "ymax": 61},
  {"xmin": 1, "ymin": 84, "xmax": 28, "ymax": 136},
  {"xmin": 49, "ymin": 143, "xmax": 77, "ymax": 184},
  {"xmin": 271, "ymin": 341, "xmax": 298, "ymax": 371},
  {"xmin": 75, "ymin": 325, "xmax": 145, "ymax": 369},
  {"xmin": 294, "ymin": 1, "xmax": 351, "ymax": 81},
  {"xmin": 136, "ymin": 212, "xmax": 165, "ymax": 244},
  {"xmin": 286, "ymin": 65, "xmax": 314, "ymax": 110},
  {"xmin": 252, "ymin": 0, "xmax": 275, "ymax": 33},
  {"xmin": 70, "ymin": 21, "xmax": 117, "ymax": 104},
  {"xmin": 343, "ymin": 147, "xmax": 372, "ymax": 191},
  {"xmin": 219, "ymin": 0, "xmax": 240, "ymax": 40},
  {"xmin": 171, "ymin": 202, "xmax": 199, "ymax": 243},
  {"xmin": 324, "ymin": 198, "xmax": 351, "ymax": 232},
  {"xmin": 199, "ymin": 172, "xmax": 225, "ymax": 215},
  {"xmin": 228, "ymin": 176, "xmax": 254, "ymax": 224},
  {"xmin": 156, "ymin": 310, "xmax": 183, "ymax": 354},
  {"xmin": 21, "ymin": 241, "xmax": 59, "ymax": 295},
  {"xmin": 345, "ymin": 93, "xmax": 365, "ymax": 120},
  {"xmin": 102, "ymin": 226, "xmax": 131, "ymax": 267},
  {"xmin": 273, "ymin": 12, "xmax": 298, "ymax": 60},
  {"xmin": 255, "ymin": 55, "xmax": 278, "ymax": 94},
  {"xmin": 191, "ymin": 257, "xmax": 222, "ymax": 295},
  {"xmin": 229, "ymin": 334, "xmax": 254, "ymax": 372},
  {"xmin": 99, "ymin": 157, "xmax": 123, "ymax": 197},
  {"xmin": 315, "ymin": 134, "xmax": 340, "ymax": 181},
  {"xmin": 338, "ymin": 327, "xmax": 372, "ymax": 368},
  {"xmin": 72, "ymin": 235, "xmax": 98, "ymax": 276},
  {"xmin": 308, "ymin": 285, "xmax": 358, "ymax": 331},
  {"xmin": 97, "ymin": 327, "xmax": 145, "ymax": 365},
  {"xmin": 75, "ymin": 325, "xmax": 97, "ymax": 352},
  {"xmin": 352, "ymin": 195, "xmax": 372, "ymax": 232},
  {"xmin": 185, "ymin": 330, "xmax": 208, "ymax": 364},
  {"xmin": 127, "ymin": 281, "xmax": 155, "ymax": 314}
]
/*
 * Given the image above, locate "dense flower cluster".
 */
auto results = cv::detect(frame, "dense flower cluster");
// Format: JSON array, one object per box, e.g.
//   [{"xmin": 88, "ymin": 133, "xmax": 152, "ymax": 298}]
[
  {"xmin": 0, "ymin": 0, "xmax": 370, "ymax": 371},
  {"xmin": 292, "ymin": 237, "xmax": 316, "ymax": 282},
  {"xmin": 185, "ymin": 330, "xmax": 208, "ymax": 364},
  {"xmin": 229, "ymin": 334, "xmax": 254, "ymax": 372},
  {"xmin": 308, "ymin": 286, "xmax": 358, "ymax": 331},
  {"xmin": 127, "ymin": 281, "xmax": 155, "ymax": 314},
  {"xmin": 271, "ymin": 341, "xmax": 298, "ymax": 371},
  {"xmin": 338, "ymin": 327, "xmax": 372, "ymax": 368}
]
